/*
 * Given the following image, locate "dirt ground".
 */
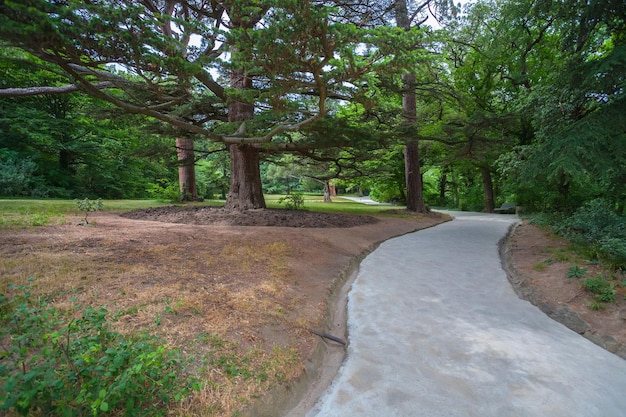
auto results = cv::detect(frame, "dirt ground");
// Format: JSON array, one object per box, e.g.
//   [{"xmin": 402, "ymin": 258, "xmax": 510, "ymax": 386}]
[
  {"xmin": 1, "ymin": 207, "xmax": 624, "ymax": 416},
  {"xmin": 0, "ymin": 207, "xmax": 446, "ymax": 416},
  {"xmin": 504, "ymin": 220, "xmax": 626, "ymax": 358}
]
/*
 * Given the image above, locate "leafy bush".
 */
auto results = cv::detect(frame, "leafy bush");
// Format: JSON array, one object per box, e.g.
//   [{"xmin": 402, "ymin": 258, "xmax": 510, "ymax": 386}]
[
  {"xmin": 582, "ymin": 276, "xmax": 617, "ymax": 303},
  {"xmin": 278, "ymin": 192, "xmax": 305, "ymax": 210},
  {"xmin": 559, "ymin": 199, "xmax": 626, "ymax": 268},
  {"xmin": 146, "ymin": 180, "xmax": 182, "ymax": 203},
  {"xmin": 566, "ymin": 265, "xmax": 588, "ymax": 279},
  {"xmin": 0, "ymin": 283, "xmax": 193, "ymax": 417},
  {"xmin": 561, "ymin": 199, "xmax": 625, "ymax": 242},
  {"xmin": 595, "ymin": 284, "xmax": 617, "ymax": 303},
  {"xmin": 599, "ymin": 238, "xmax": 626, "ymax": 269},
  {"xmin": 75, "ymin": 198, "xmax": 103, "ymax": 225},
  {"xmin": 369, "ymin": 185, "xmax": 401, "ymax": 205},
  {"xmin": 0, "ymin": 150, "xmax": 42, "ymax": 197}
]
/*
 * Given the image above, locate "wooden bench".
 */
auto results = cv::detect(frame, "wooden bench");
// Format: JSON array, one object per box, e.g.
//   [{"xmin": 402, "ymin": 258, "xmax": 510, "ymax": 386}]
[{"xmin": 494, "ymin": 202, "xmax": 517, "ymax": 214}]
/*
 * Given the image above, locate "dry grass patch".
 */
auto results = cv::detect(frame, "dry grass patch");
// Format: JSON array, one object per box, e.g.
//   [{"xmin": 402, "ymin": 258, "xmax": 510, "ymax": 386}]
[
  {"xmin": 1, "ymin": 208, "xmax": 449, "ymax": 416},
  {"xmin": 0, "ymin": 222, "xmax": 312, "ymax": 416}
]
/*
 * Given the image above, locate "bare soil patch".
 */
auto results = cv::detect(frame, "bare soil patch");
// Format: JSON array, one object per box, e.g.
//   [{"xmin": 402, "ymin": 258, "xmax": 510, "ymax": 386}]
[
  {"xmin": 0, "ymin": 206, "xmax": 446, "ymax": 416},
  {"xmin": 121, "ymin": 206, "xmax": 379, "ymax": 228},
  {"xmin": 505, "ymin": 220, "xmax": 626, "ymax": 358}
]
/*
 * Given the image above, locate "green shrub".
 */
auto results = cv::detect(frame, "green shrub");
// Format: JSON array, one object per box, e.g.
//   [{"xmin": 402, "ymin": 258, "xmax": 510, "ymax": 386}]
[
  {"xmin": 582, "ymin": 276, "xmax": 616, "ymax": 303},
  {"xmin": 566, "ymin": 265, "xmax": 588, "ymax": 279},
  {"xmin": 146, "ymin": 180, "xmax": 182, "ymax": 203},
  {"xmin": 599, "ymin": 238, "xmax": 626, "ymax": 269},
  {"xmin": 75, "ymin": 198, "xmax": 103, "ymax": 225},
  {"xmin": 583, "ymin": 276, "xmax": 608, "ymax": 294},
  {"xmin": 0, "ymin": 283, "xmax": 193, "ymax": 417},
  {"xmin": 0, "ymin": 150, "xmax": 41, "ymax": 197},
  {"xmin": 560, "ymin": 199, "xmax": 626, "ymax": 268},
  {"xmin": 278, "ymin": 192, "xmax": 305, "ymax": 210},
  {"xmin": 587, "ymin": 301, "xmax": 603, "ymax": 310},
  {"xmin": 595, "ymin": 283, "xmax": 617, "ymax": 302},
  {"xmin": 562, "ymin": 199, "xmax": 624, "ymax": 240}
]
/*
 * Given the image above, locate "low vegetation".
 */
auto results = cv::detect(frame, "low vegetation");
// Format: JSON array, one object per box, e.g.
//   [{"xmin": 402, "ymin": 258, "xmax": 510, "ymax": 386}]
[
  {"xmin": 531, "ymin": 199, "xmax": 626, "ymax": 270},
  {"xmin": 0, "ymin": 197, "xmax": 423, "ymax": 416},
  {"xmin": 277, "ymin": 192, "xmax": 306, "ymax": 210},
  {"xmin": 531, "ymin": 203, "xmax": 626, "ymax": 311},
  {"xmin": 0, "ymin": 281, "xmax": 191, "ymax": 417},
  {"xmin": 75, "ymin": 198, "xmax": 103, "ymax": 226}
]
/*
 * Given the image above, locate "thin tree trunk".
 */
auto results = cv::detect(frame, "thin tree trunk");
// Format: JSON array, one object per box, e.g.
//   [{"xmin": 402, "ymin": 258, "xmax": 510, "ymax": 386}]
[
  {"xmin": 176, "ymin": 137, "xmax": 198, "ymax": 201},
  {"xmin": 480, "ymin": 165, "xmax": 495, "ymax": 213},
  {"xmin": 396, "ymin": 0, "xmax": 426, "ymax": 213},
  {"xmin": 439, "ymin": 168, "xmax": 447, "ymax": 206},
  {"xmin": 323, "ymin": 180, "xmax": 332, "ymax": 203},
  {"xmin": 452, "ymin": 170, "xmax": 460, "ymax": 208},
  {"xmin": 404, "ymin": 141, "xmax": 425, "ymax": 211},
  {"xmin": 224, "ymin": 67, "xmax": 266, "ymax": 210}
]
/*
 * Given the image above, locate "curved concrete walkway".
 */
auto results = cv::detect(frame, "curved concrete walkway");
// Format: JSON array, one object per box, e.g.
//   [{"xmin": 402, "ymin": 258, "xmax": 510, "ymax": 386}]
[{"xmin": 304, "ymin": 212, "xmax": 626, "ymax": 417}]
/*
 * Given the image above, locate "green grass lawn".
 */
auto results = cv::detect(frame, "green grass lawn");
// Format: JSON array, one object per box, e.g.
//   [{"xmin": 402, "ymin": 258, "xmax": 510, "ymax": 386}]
[
  {"xmin": 0, "ymin": 198, "xmax": 169, "ymax": 227},
  {"xmin": 265, "ymin": 194, "xmax": 401, "ymax": 215},
  {"xmin": 0, "ymin": 195, "xmax": 401, "ymax": 228}
]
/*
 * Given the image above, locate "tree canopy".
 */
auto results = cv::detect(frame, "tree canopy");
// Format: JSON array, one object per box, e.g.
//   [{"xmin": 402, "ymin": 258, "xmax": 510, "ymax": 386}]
[{"xmin": 1, "ymin": 0, "xmax": 624, "ymax": 214}]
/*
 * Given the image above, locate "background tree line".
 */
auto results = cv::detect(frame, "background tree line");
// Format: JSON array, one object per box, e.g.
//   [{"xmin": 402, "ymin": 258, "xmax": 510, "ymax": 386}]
[{"xmin": 0, "ymin": 0, "xmax": 624, "ymax": 216}]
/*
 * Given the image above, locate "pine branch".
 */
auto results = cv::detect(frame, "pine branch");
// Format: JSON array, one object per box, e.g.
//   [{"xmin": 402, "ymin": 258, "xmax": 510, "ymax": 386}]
[{"xmin": 0, "ymin": 82, "xmax": 112, "ymax": 97}]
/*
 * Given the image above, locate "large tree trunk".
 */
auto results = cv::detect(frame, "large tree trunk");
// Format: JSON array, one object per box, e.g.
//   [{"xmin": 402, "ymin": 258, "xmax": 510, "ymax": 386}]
[
  {"xmin": 480, "ymin": 165, "xmax": 495, "ymax": 213},
  {"xmin": 225, "ymin": 144, "xmax": 266, "ymax": 209},
  {"xmin": 224, "ymin": 67, "xmax": 266, "ymax": 210},
  {"xmin": 404, "ymin": 141, "xmax": 426, "ymax": 211},
  {"xmin": 176, "ymin": 137, "xmax": 198, "ymax": 201},
  {"xmin": 396, "ymin": 0, "xmax": 427, "ymax": 213}
]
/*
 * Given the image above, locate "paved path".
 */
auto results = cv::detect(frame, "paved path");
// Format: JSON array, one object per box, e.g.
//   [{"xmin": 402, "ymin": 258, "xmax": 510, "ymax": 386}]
[
  {"xmin": 305, "ymin": 212, "xmax": 626, "ymax": 417},
  {"xmin": 338, "ymin": 196, "xmax": 391, "ymax": 205}
]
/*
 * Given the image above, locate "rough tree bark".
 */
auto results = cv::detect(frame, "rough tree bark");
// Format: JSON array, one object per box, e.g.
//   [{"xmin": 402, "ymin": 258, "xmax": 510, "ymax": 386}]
[
  {"xmin": 404, "ymin": 140, "xmax": 426, "ymax": 212},
  {"xmin": 396, "ymin": 0, "xmax": 427, "ymax": 213},
  {"xmin": 480, "ymin": 165, "xmax": 495, "ymax": 213},
  {"xmin": 176, "ymin": 137, "xmax": 198, "ymax": 201},
  {"xmin": 224, "ymin": 68, "xmax": 266, "ymax": 210},
  {"xmin": 323, "ymin": 180, "xmax": 332, "ymax": 203},
  {"xmin": 226, "ymin": 144, "xmax": 266, "ymax": 209}
]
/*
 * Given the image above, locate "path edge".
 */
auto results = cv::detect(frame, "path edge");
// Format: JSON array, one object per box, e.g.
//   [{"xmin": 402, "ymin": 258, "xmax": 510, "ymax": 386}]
[
  {"xmin": 237, "ymin": 239, "xmax": 376, "ymax": 417},
  {"xmin": 241, "ymin": 217, "xmax": 451, "ymax": 417},
  {"xmin": 499, "ymin": 220, "xmax": 626, "ymax": 359}
]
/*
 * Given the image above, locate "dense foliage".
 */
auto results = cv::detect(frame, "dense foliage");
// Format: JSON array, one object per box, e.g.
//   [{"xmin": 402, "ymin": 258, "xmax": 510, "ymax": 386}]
[
  {"xmin": 0, "ymin": 52, "xmax": 175, "ymax": 198},
  {"xmin": 0, "ymin": 0, "xmax": 624, "ymax": 215},
  {"xmin": 0, "ymin": 283, "xmax": 193, "ymax": 416}
]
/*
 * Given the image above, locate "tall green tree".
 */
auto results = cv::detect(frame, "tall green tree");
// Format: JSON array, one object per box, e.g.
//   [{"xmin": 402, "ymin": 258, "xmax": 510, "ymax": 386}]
[
  {"xmin": 332, "ymin": 0, "xmax": 457, "ymax": 211},
  {"xmin": 0, "ymin": 1, "xmax": 394, "ymax": 209},
  {"xmin": 446, "ymin": 0, "xmax": 626, "ymax": 212},
  {"xmin": 429, "ymin": 0, "xmax": 558, "ymax": 211},
  {"xmin": 263, "ymin": 111, "xmax": 389, "ymax": 201},
  {"xmin": 515, "ymin": 0, "xmax": 626, "ymax": 211}
]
